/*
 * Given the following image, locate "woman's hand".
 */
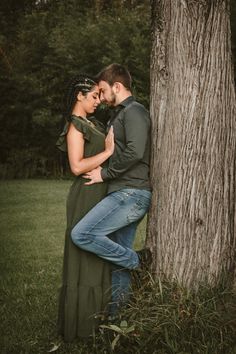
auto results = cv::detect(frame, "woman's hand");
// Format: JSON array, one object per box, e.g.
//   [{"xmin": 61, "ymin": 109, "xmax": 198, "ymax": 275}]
[{"xmin": 105, "ymin": 126, "xmax": 115, "ymax": 156}]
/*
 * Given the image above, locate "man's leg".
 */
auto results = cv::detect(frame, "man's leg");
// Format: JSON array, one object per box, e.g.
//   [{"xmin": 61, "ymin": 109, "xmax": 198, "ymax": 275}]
[
  {"xmin": 109, "ymin": 222, "xmax": 138, "ymax": 315},
  {"xmin": 71, "ymin": 189, "xmax": 151, "ymax": 270}
]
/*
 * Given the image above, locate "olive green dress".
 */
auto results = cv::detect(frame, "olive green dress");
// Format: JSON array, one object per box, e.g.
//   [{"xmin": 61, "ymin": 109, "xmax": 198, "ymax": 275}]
[{"xmin": 56, "ymin": 115, "xmax": 111, "ymax": 342}]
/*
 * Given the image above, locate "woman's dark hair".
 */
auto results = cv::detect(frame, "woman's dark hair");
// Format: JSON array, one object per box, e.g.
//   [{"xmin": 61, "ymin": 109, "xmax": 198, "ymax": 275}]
[
  {"xmin": 63, "ymin": 75, "xmax": 97, "ymax": 121},
  {"xmin": 96, "ymin": 63, "xmax": 132, "ymax": 91}
]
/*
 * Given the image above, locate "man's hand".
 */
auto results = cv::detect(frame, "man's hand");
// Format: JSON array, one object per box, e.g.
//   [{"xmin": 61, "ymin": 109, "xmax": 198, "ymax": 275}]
[{"xmin": 83, "ymin": 166, "xmax": 103, "ymax": 185}]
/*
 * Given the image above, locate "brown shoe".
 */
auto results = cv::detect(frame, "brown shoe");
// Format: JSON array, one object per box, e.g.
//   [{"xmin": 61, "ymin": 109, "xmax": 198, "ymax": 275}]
[{"xmin": 136, "ymin": 248, "xmax": 152, "ymax": 271}]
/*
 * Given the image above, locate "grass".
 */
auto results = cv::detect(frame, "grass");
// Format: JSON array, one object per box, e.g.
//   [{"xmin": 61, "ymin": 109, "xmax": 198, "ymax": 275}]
[
  {"xmin": 0, "ymin": 180, "xmax": 69, "ymax": 353},
  {"xmin": 0, "ymin": 180, "xmax": 236, "ymax": 354},
  {"xmin": 0, "ymin": 179, "xmax": 146, "ymax": 354},
  {"xmin": 110, "ymin": 278, "xmax": 236, "ymax": 353}
]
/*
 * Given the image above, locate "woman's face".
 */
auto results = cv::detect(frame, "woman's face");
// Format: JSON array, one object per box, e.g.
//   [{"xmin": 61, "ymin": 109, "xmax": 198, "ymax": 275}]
[{"xmin": 80, "ymin": 85, "xmax": 100, "ymax": 114}]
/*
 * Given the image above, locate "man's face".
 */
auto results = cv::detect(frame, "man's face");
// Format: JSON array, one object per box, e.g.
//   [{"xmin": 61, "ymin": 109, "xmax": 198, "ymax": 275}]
[{"xmin": 98, "ymin": 80, "xmax": 116, "ymax": 106}]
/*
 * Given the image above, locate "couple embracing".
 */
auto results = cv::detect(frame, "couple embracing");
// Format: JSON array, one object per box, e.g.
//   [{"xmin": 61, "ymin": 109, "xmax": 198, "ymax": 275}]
[{"xmin": 56, "ymin": 63, "xmax": 152, "ymax": 342}]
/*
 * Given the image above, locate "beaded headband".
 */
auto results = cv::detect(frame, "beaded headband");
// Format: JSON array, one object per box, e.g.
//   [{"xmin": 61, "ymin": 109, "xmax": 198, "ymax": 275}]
[{"xmin": 74, "ymin": 78, "xmax": 97, "ymax": 92}]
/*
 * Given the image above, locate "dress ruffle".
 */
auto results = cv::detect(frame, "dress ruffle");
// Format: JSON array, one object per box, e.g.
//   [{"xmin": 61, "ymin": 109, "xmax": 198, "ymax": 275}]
[
  {"xmin": 58, "ymin": 281, "xmax": 110, "ymax": 340},
  {"xmin": 56, "ymin": 116, "xmax": 92, "ymax": 152}
]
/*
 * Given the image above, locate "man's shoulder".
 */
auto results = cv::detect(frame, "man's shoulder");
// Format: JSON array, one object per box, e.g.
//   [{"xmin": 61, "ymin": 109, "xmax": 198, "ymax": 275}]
[{"xmin": 123, "ymin": 100, "xmax": 149, "ymax": 115}]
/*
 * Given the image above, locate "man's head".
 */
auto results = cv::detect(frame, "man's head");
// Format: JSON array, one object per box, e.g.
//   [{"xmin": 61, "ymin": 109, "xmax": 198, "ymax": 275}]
[{"xmin": 96, "ymin": 63, "xmax": 132, "ymax": 106}]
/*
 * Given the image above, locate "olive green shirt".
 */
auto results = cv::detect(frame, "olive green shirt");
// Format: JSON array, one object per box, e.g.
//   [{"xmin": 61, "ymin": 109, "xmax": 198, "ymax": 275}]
[{"xmin": 101, "ymin": 96, "xmax": 151, "ymax": 193}]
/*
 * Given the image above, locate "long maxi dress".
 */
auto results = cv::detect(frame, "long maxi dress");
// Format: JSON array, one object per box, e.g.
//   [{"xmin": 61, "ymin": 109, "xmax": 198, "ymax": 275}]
[{"xmin": 56, "ymin": 115, "xmax": 111, "ymax": 342}]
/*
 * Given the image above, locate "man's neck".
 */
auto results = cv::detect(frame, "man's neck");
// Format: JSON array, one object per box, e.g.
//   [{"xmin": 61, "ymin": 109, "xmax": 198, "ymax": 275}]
[{"xmin": 115, "ymin": 91, "xmax": 132, "ymax": 106}]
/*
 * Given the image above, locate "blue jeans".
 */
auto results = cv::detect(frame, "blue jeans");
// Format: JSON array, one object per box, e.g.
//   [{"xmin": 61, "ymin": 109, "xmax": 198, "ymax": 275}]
[
  {"xmin": 108, "ymin": 222, "xmax": 139, "ymax": 314},
  {"xmin": 71, "ymin": 188, "xmax": 152, "ymax": 314}
]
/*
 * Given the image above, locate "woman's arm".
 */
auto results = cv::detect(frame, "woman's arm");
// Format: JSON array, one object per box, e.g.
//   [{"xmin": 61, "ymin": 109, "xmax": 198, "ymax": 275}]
[{"xmin": 67, "ymin": 123, "xmax": 114, "ymax": 176}]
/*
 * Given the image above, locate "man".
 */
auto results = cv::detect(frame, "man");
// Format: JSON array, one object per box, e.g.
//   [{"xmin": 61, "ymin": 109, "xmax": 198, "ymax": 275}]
[{"xmin": 71, "ymin": 63, "xmax": 151, "ymax": 315}]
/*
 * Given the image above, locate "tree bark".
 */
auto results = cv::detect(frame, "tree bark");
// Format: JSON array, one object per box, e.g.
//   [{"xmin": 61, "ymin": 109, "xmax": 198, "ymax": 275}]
[{"xmin": 148, "ymin": 0, "xmax": 236, "ymax": 287}]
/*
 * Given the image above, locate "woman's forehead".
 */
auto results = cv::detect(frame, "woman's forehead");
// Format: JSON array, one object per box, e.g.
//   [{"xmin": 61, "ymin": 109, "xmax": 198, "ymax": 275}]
[{"xmin": 90, "ymin": 85, "xmax": 99, "ymax": 93}]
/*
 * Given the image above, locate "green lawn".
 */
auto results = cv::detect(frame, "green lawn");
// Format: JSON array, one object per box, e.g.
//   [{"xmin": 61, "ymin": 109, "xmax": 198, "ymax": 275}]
[
  {"xmin": 2, "ymin": 180, "xmax": 235, "ymax": 354},
  {"xmin": 0, "ymin": 179, "xmax": 146, "ymax": 354}
]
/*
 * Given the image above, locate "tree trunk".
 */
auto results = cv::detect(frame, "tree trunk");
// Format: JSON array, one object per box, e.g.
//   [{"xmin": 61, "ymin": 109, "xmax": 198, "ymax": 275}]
[{"xmin": 148, "ymin": 0, "xmax": 236, "ymax": 287}]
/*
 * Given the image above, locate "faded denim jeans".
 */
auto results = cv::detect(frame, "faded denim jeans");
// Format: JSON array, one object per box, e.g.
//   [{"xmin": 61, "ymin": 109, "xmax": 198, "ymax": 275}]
[{"xmin": 71, "ymin": 188, "xmax": 152, "ymax": 314}]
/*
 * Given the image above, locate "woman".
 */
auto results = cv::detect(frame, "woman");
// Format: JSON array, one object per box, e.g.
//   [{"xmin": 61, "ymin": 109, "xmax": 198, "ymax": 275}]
[{"xmin": 56, "ymin": 75, "xmax": 114, "ymax": 342}]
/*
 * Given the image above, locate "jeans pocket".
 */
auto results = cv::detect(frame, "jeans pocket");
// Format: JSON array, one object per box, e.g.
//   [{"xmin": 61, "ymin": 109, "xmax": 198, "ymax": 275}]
[
  {"xmin": 127, "ymin": 195, "xmax": 151, "ymax": 223},
  {"xmin": 111, "ymin": 190, "xmax": 134, "ymax": 203}
]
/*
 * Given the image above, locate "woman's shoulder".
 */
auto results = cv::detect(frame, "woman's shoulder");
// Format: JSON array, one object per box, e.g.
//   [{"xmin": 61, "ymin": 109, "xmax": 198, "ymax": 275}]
[{"xmin": 56, "ymin": 116, "xmax": 94, "ymax": 152}]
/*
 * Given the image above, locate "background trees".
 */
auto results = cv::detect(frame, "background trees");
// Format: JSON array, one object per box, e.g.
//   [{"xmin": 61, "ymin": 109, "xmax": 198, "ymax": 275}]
[
  {"xmin": 148, "ymin": 0, "xmax": 236, "ymax": 287},
  {"xmin": 0, "ymin": 0, "xmax": 151, "ymax": 178},
  {"xmin": 0, "ymin": 0, "xmax": 235, "ymax": 185}
]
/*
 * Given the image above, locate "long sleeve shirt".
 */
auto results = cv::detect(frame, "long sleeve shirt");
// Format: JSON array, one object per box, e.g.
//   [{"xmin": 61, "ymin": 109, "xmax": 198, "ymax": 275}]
[{"xmin": 101, "ymin": 96, "xmax": 151, "ymax": 193}]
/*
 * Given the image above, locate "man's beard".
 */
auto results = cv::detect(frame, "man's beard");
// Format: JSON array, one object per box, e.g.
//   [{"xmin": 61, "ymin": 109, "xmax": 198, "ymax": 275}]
[{"xmin": 109, "ymin": 89, "xmax": 116, "ymax": 106}]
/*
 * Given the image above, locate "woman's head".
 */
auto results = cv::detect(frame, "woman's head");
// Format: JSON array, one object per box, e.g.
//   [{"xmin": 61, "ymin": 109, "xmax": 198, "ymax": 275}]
[{"xmin": 64, "ymin": 75, "xmax": 100, "ymax": 119}]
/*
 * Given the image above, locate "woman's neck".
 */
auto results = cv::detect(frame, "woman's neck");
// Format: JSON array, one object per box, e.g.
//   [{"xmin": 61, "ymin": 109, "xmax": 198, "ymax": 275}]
[
  {"xmin": 72, "ymin": 102, "xmax": 86, "ymax": 118},
  {"xmin": 72, "ymin": 109, "xmax": 86, "ymax": 118}
]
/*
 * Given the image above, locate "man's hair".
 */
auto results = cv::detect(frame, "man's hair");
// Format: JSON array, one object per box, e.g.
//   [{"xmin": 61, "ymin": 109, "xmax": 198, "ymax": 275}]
[{"xmin": 96, "ymin": 63, "xmax": 132, "ymax": 90}]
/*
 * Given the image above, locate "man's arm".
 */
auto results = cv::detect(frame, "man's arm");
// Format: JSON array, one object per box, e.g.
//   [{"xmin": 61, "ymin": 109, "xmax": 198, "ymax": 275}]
[{"xmin": 83, "ymin": 105, "xmax": 150, "ymax": 185}]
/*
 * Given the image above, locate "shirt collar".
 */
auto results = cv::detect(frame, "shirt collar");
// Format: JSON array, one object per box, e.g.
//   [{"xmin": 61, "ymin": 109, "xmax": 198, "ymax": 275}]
[{"xmin": 107, "ymin": 96, "xmax": 134, "ymax": 127}]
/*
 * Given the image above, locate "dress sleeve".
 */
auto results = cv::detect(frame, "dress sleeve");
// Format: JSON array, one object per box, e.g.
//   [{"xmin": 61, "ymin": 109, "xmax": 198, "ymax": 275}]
[{"xmin": 56, "ymin": 117, "xmax": 91, "ymax": 152}]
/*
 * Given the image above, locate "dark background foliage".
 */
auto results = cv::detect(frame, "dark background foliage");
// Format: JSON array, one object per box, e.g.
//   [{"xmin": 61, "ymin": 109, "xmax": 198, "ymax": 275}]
[{"xmin": 0, "ymin": 0, "xmax": 235, "ymax": 178}]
